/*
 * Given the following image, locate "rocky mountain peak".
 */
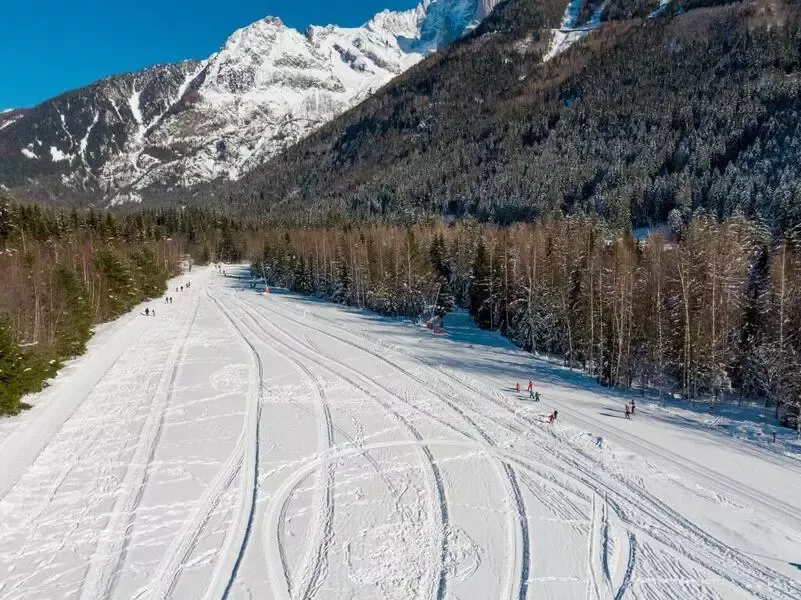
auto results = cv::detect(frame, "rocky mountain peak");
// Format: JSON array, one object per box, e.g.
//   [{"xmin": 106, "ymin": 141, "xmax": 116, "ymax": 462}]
[{"xmin": 0, "ymin": 0, "xmax": 505, "ymax": 207}]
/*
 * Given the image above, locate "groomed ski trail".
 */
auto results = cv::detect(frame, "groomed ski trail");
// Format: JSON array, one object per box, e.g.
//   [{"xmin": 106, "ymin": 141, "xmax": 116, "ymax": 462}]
[
  {"xmin": 2, "ymin": 266, "xmax": 801, "ymax": 600},
  {"xmin": 78, "ymin": 294, "xmax": 201, "ymax": 600}
]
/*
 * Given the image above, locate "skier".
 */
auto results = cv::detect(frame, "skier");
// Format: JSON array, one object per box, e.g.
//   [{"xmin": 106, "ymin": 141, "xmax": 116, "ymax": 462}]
[
  {"xmin": 527, "ymin": 380, "xmax": 533, "ymax": 393},
  {"xmin": 624, "ymin": 402, "xmax": 631, "ymax": 419},
  {"xmin": 152, "ymin": 309, "xmax": 155, "ymax": 317},
  {"xmin": 516, "ymin": 382, "xmax": 520, "ymax": 393},
  {"xmin": 145, "ymin": 308, "xmax": 150, "ymax": 316},
  {"xmin": 529, "ymin": 388, "xmax": 535, "ymax": 400},
  {"xmin": 180, "ymin": 286, "xmax": 184, "ymax": 292},
  {"xmin": 630, "ymin": 399, "xmax": 636, "ymax": 415},
  {"xmin": 548, "ymin": 410, "xmax": 558, "ymax": 426},
  {"xmin": 534, "ymin": 391, "xmax": 541, "ymax": 402}
]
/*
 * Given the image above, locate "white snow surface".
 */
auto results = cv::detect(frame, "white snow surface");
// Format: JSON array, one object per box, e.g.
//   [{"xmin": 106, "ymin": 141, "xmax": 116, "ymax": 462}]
[
  {"xmin": 649, "ymin": 0, "xmax": 673, "ymax": 18},
  {"xmin": 20, "ymin": 148, "xmax": 38, "ymax": 159},
  {"xmin": 544, "ymin": 0, "xmax": 606, "ymax": 63},
  {"xmin": 1, "ymin": 265, "xmax": 800, "ymax": 599},
  {"xmin": 49, "ymin": 146, "xmax": 72, "ymax": 162},
  {"xmin": 0, "ymin": 117, "xmax": 20, "ymax": 132}
]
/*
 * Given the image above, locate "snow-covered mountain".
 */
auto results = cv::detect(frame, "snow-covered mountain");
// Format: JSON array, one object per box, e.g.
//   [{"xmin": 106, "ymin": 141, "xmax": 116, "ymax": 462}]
[{"xmin": 0, "ymin": 0, "xmax": 500, "ymax": 206}]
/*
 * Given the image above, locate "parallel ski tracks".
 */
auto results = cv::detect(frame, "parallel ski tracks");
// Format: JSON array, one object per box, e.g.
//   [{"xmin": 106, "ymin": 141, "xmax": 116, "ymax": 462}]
[
  {"xmin": 77, "ymin": 293, "xmax": 201, "ymax": 600},
  {"xmin": 226, "ymin": 294, "xmax": 448, "ymax": 600},
  {"xmin": 246, "ymin": 296, "xmax": 528, "ymax": 600},
  {"xmin": 199, "ymin": 291, "xmax": 262, "ymax": 600},
  {"xmin": 256, "ymin": 295, "xmax": 801, "ymax": 600},
  {"xmin": 113, "ymin": 282, "xmax": 801, "ymax": 600}
]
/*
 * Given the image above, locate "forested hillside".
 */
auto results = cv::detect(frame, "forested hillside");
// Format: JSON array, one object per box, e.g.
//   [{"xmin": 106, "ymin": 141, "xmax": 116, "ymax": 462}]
[
  {"xmin": 211, "ymin": 0, "xmax": 801, "ymax": 233},
  {"xmin": 0, "ymin": 190, "xmax": 253, "ymax": 414},
  {"xmin": 254, "ymin": 216, "xmax": 801, "ymax": 411}
]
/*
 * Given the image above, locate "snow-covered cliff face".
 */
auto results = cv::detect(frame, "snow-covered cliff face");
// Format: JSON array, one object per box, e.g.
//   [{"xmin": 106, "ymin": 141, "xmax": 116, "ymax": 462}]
[{"xmin": 0, "ymin": 0, "xmax": 502, "ymax": 206}]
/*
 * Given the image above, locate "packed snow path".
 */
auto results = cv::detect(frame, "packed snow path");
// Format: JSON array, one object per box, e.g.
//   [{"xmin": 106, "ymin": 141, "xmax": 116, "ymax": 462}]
[{"xmin": 1, "ymin": 266, "xmax": 800, "ymax": 600}]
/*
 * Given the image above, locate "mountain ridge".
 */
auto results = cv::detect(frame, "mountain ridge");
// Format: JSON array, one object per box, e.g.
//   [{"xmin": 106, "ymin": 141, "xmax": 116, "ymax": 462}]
[
  {"xmin": 0, "ymin": 0, "xmax": 501, "ymax": 206},
  {"xmin": 202, "ymin": 0, "xmax": 801, "ymax": 233}
]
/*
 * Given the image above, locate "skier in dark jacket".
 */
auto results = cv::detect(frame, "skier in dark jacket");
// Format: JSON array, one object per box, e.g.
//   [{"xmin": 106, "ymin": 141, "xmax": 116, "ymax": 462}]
[{"xmin": 145, "ymin": 308, "xmax": 149, "ymax": 316}]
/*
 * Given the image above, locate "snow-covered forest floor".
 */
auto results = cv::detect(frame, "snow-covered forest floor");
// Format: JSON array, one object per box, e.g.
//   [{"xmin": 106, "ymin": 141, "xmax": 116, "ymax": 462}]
[{"xmin": 0, "ymin": 265, "xmax": 800, "ymax": 600}]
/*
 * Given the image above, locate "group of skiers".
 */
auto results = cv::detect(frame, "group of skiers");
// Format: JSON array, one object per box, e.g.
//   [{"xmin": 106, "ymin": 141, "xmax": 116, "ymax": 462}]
[
  {"xmin": 515, "ymin": 379, "xmax": 541, "ymax": 402},
  {"xmin": 515, "ymin": 380, "xmax": 557, "ymax": 425},
  {"xmin": 515, "ymin": 378, "xmax": 636, "ymax": 425},
  {"xmin": 143, "ymin": 280, "xmax": 191, "ymax": 317}
]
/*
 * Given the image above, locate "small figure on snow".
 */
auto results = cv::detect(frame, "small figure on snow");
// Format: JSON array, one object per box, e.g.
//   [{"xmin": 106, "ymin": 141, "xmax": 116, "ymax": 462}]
[
  {"xmin": 180, "ymin": 286, "xmax": 184, "ymax": 292},
  {"xmin": 145, "ymin": 308, "xmax": 150, "ymax": 316},
  {"xmin": 630, "ymin": 399, "xmax": 636, "ymax": 416},
  {"xmin": 152, "ymin": 309, "xmax": 155, "ymax": 317},
  {"xmin": 548, "ymin": 410, "xmax": 558, "ymax": 426},
  {"xmin": 529, "ymin": 388, "xmax": 535, "ymax": 400},
  {"xmin": 527, "ymin": 380, "xmax": 534, "ymax": 393},
  {"xmin": 624, "ymin": 402, "xmax": 631, "ymax": 420},
  {"xmin": 534, "ymin": 391, "xmax": 541, "ymax": 402},
  {"xmin": 516, "ymin": 382, "xmax": 520, "ymax": 393}
]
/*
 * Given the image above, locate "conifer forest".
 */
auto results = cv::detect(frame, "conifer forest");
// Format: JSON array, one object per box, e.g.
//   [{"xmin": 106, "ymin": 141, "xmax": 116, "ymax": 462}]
[{"xmin": 256, "ymin": 216, "xmax": 801, "ymax": 412}]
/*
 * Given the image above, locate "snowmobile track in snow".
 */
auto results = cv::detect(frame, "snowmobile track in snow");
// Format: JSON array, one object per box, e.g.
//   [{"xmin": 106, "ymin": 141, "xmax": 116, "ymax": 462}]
[
  {"xmin": 231, "ymin": 300, "xmax": 336, "ymax": 600},
  {"xmin": 231, "ymin": 298, "xmax": 448, "ymax": 598},
  {"xmin": 250, "ymin": 298, "xmax": 528, "ymax": 600},
  {"xmin": 237, "ymin": 290, "xmax": 801, "ymax": 600},
  {"xmin": 200, "ymin": 291, "xmax": 262, "ymax": 600}
]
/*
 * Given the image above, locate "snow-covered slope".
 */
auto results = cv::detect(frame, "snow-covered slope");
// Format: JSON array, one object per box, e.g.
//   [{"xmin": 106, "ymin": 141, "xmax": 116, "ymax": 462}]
[
  {"xmin": 1, "ymin": 267, "xmax": 800, "ymax": 599},
  {"xmin": 0, "ymin": 0, "xmax": 502, "ymax": 206}
]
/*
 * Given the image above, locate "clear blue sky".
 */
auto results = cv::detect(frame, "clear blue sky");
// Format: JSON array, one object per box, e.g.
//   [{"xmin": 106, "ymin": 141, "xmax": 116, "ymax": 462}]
[{"xmin": 1, "ymin": 0, "xmax": 416, "ymax": 110}]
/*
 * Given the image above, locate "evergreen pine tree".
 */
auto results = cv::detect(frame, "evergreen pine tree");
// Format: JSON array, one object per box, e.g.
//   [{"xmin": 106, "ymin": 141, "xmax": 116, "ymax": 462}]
[
  {"xmin": 430, "ymin": 234, "xmax": 454, "ymax": 317},
  {"xmin": 470, "ymin": 239, "xmax": 492, "ymax": 328}
]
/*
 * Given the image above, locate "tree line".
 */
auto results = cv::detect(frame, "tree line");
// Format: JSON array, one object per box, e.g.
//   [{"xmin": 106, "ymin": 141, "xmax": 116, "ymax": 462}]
[
  {"xmin": 0, "ymin": 193, "xmax": 255, "ymax": 415},
  {"xmin": 254, "ymin": 214, "xmax": 801, "ymax": 414}
]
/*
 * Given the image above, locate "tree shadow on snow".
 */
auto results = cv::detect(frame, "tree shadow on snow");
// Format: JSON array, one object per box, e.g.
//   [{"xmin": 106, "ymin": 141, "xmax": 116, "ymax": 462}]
[{"xmin": 221, "ymin": 271, "xmax": 801, "ymax": 462}]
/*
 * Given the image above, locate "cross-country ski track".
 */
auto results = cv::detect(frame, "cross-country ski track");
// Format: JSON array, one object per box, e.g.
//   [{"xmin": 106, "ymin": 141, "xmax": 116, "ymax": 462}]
[{"xmin": 0, "ymin": 266, "xmax": 800, "ymax": 600}]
